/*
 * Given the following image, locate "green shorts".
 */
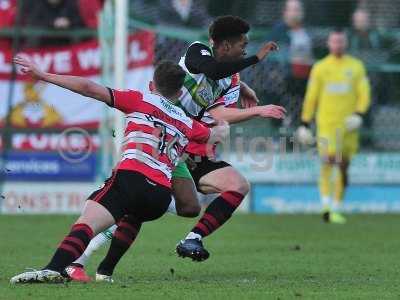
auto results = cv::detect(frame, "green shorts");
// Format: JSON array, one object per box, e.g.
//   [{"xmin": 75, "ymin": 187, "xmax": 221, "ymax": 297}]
[{"xmin": 172, "ymin": 161, "xmax": 193, "ymax": 179}]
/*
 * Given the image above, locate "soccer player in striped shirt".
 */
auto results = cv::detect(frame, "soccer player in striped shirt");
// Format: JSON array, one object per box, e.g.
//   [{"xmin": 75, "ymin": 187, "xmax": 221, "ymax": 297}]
[
  {"xmin": 10, "ymin": 57, "xmax": 229, "ymax": 284},
  {"xmin": 175, "ymin": 15, "xmax": 286, "ymax": 261}
]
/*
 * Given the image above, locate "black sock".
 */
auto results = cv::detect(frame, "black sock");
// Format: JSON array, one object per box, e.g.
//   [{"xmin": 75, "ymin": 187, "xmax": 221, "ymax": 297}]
[
  {"xmin": 45, "ymin": 223, "xmax": 93, "ymax": 273},
  {"xmin": 97, "ymin": 216, "xmax": 141, "ymax": 276},
  {"xmin": 192, "ymin": 191, "xmax": 244, "ymax": 238}
]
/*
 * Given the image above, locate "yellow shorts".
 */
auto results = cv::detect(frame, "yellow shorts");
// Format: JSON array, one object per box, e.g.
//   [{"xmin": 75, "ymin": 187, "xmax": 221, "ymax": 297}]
[{"xmin": 317, "ymin": 124, "xmax": 359, "ymax": 159}]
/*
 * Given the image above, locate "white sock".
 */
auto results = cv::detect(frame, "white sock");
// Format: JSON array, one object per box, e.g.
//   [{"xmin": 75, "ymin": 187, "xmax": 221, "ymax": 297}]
[
  {"xmin": 185, "ymin": 232, "xmax": 202, "ymax": 240},
  {"xmin": 73, "ymin": 225, "xmax": 117, "ymax": 267},
  {"xmin": 167, "ymin": 196, "xmax": 177, "ymax": 215},
  {"xmin": 331, "ymin": 201, "xmax": 341, "ymax": 212},
  {"xmin": 321, "ymin": 196, "xmax": 332, "ymax": 209}
]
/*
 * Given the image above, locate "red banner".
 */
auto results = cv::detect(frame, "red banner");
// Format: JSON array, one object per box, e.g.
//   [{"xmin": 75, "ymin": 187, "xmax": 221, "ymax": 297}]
[
  {"xmin": 0, "ymin": 30, "xmax": 155, "ymax": 80},
  {"xmin": 0, "ymin": 31, "xmax": 155, "ymax": 182}
]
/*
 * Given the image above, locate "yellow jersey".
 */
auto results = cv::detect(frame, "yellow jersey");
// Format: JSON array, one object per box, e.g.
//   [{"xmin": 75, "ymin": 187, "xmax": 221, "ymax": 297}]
[{"xmin": 301, "ymin": 54, "xmax": 371, "ymax": 126}]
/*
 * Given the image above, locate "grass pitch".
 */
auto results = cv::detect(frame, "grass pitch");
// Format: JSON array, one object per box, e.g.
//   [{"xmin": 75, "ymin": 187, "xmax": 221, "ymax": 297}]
[{"xmin": 0, "ymin": 214, "xmax": 399, "ymax": 299}]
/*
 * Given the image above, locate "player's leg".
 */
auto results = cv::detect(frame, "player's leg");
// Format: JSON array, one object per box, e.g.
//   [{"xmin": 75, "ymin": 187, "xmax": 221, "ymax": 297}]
[
  {"xmin": 95, "ymin": 171, "xmax": 172, "ymax": 281},
  {"xmin": 319, "ymin": 158, "xmax": 334, "ymax": 218},
  {"xmin": 46, "ymin": 200, "xmax": 115, "ymax": 271},
  {"xmin": 67, "ymin": 225, "xmax": 117, "ymax": 282},
  {"xmin": 10, "ymin": 200, "xmax": 117, "ymax": 284},
  {"xmin": 177, "ymin": 157, "xmax": 249, "ymax": 261},
  {"xmin": 95, "ymin": 215, "xmax": 142, "ymax": 282},
  {"xmin": 317, "ymin": 125, "xmax": 335, "ymax": 215},
  {"xmin": 92, "ymin": 164, "xmax": 198, "ymax": 282},
  {"xmin": 333, "ymin": 158, "xmax": 349, "ymax": 211},
  {"xmin": 69, "ymin": 163, "xmax": 198, "ymax": 282},
  {"xmin": 73, "ymin": 225, "xmax": 116, "ymax": 268},
  {"xmin": 171, "ymin": 161, "xmax": 201, "ymax": 217},
  {"xmin": 10, "ymin": 171, "xmax": 126, "ymax": 284},
  {"xmin": 331, "ymin": 130, "xmax": 358, "ymax": 223},
  {"xmin": 317, "ymin": 124, "xmax": 346, "ymax": 223}
]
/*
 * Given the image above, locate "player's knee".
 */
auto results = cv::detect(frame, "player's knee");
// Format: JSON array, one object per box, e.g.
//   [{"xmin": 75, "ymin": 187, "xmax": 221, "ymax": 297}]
[
  {"xmin": 226, "ymin": 176, "xmax": 250, "ymax": 196},
  {"xmin": 238, "ymin": 179, "xmax": 250, "ymax": 195}
]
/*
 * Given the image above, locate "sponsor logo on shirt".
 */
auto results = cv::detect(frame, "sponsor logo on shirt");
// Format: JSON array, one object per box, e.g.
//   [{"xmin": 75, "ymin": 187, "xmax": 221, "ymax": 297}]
[
  {"xmin": 326, "ymin": 82, "xmax": 351, "ymax": 94},
  {"xmin": 160, "ymin": 98, "xmax": 185, "ymax": 117},
  {"xmin": 224, "ymin": 89, "xmax": 240, "ymax": 105},
  {"xmin": 200, "ymin": 49, "xmax": 211, "ymax": 56}
]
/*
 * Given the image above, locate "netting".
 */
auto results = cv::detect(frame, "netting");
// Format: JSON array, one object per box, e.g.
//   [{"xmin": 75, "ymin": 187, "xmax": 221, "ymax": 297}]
[
  {"xmin": 129, "ymin": 0, "xmax": 400, "ymax": 152},
  {"xmin": 128, "ymin": 0, "xmax": 400, "ymax": 28}
]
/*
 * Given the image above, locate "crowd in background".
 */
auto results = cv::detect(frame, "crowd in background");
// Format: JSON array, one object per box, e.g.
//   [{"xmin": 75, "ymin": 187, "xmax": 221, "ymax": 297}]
[
  {"xmin": 0, "ymin": 0, "xmax": 103, "ymax": 47},
  {"xmin": 1, "ymin": 0, "xmax": 399, "ymax": 56}
]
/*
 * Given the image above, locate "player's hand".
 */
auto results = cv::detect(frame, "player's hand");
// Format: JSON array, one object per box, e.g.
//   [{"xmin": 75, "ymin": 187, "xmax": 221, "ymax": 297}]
[
  {"xmin": 13, "ymin": 55, "xmax": 46, "ymax": 79},
  {"xmin": 345, "ymin": 113, "xmax": 363, "ymax": 131},
  {"xmin": 255, "ymin": 105, "xmax": 286, "ymax": 119},
  {"xmin": 209, "ymin": 120, "xmax": 230, "ymax": 144},
  {"xmin": 295, "ymin": 125, "xmax": 314, "ymax": 145},
  {"xmin": 256, "ymin": 41, "xmax": 279, "ymax": 61},
  {"xmin": 240, "ymin": 83, "xmax": 259, "ymax": 108}
]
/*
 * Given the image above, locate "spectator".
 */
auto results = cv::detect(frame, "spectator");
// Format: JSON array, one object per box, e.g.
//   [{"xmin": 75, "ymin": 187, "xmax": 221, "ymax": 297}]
[
  {"xmin": 268, "ymin": 0, "xmax": 313, "ymax": 125},
  {"xmin": 348, "ymin": 9, "xmax": 384, "ymax": 52},
  {"xmin": 347, "ymin": 8, "xmax": 393, "ymax": 129},
  {"xmin": 159, "ymin": 0, "xmax": 211, "ymax": 28},
  {"xmin": 268, "ymin": 0, "xmax": 313, "ymax": 78},
  {"xmin": 22, "ymin": 0, "xmax": 84, "ymax": 46},
  {"xmin": 0, "ymin": 0, "xmax": 16, "ymax": 49}
]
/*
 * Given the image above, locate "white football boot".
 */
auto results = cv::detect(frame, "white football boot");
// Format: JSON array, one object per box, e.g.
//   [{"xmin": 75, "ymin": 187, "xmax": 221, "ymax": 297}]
[
  {"xmin": 10, "ymin": 269, "xmax": 65, "ymax": 284},
  {"xmin": 95, "ymin": 272, "xmax": 114, "ymax": 283}
]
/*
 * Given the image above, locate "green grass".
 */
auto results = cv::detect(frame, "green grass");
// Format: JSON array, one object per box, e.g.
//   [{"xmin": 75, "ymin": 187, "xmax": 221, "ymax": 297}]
[{"xmin": 1, "ymin": 214, "xmax": 400, "ymax": 299}]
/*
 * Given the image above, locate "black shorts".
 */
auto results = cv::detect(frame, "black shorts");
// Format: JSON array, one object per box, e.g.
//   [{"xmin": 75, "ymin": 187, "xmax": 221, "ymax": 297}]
[
  {"xmin": 88, "ymin": 170, "xmax": 172, "ymax": 223},
  {"xmin": 187, "ymin": 155, "xmax": 231, "ymax": 192}
]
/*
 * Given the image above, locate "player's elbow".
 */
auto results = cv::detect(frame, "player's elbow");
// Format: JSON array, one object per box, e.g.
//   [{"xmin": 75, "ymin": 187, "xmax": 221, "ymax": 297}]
[
  {"xmin": 81, "ymin": 81, "xmax": 96, "ymax": 98},
  {"xmin": 209, "ymin": 107, "xmax": 228, "ymax": 122}
]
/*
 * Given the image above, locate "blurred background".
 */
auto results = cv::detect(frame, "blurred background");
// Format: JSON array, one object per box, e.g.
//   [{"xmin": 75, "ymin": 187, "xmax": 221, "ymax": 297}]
[{"xmin": 1, "ymin": 0, "xmax": 400, "ymax": 215}]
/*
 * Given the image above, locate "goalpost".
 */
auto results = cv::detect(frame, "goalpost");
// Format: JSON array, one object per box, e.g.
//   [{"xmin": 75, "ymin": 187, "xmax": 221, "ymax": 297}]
[
  {"xmin": 113, "ymin": 0, "xmax": 128, "ymax": 164},
  {"xmin": 98, "ymin": 0, "xmax": 128, "ymax": 181}
]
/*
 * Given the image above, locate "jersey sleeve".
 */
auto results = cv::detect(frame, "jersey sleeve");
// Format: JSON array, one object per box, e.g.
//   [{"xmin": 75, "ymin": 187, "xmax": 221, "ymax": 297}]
[
  {"xmin": 184, "ymin": 42, "xmax": 259, "ymax": 80},
  {"xmin": 107, "ymin": 88, "xmax": 143, "ymax": 114},
  {"xmin": 301, "ymin": 63, "xmax": 322, "ymax": 123},
  {"xmin": 187, "ymin": 119, "xmax": 211, "ymax": 143},
  {"xmin": 355, "ymin": 63, "xmax": 371, "ymax": 114}
]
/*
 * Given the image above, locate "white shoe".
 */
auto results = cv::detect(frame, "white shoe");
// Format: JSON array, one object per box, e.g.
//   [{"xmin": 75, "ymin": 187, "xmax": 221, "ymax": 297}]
[
  {"xmin": 95, "ymin": 272, "xmax": 114, "ymax": 283},
  {"xmin": 10, "ymin": 269, "xmax": 65, "ymax": 284}
]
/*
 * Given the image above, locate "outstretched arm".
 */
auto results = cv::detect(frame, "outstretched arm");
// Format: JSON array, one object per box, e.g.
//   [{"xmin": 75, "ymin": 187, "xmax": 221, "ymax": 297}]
[
  {"xmin": 13, "ymin": 55, "xmax": 112, "ymax": 105},
  {"xmin": 185, "ymin": 42, "xmax": 278, "ymax": 80},
  {"xmin": 209, "ymin": 104, "xmax": 286, "ymax": 124}
]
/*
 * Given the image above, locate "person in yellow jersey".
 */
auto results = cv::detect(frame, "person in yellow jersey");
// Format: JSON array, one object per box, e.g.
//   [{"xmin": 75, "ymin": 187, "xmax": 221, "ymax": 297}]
[{"xmin": 296, "ymin": 29, "xmax": 371, "ymax": 224}]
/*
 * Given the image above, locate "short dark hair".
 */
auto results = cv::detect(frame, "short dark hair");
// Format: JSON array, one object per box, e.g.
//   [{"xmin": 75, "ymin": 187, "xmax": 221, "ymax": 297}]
[
  {"xmin": 209, "ymin": 15, "xmax": 250, "ymax": 45},
  {"xmin": 153, "ymin": 60, "xmax": 186, "ymax": 98}
]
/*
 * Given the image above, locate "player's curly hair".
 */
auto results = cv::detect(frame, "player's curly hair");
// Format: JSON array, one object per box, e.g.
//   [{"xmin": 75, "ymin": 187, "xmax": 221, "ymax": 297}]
[
  {"xmin": 153, "ymin": 60, "xmax": 186, "ymax": 98},
  {"xmin": 209, "ymin": 15, "xmax": 250, "ymax": 45}
]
